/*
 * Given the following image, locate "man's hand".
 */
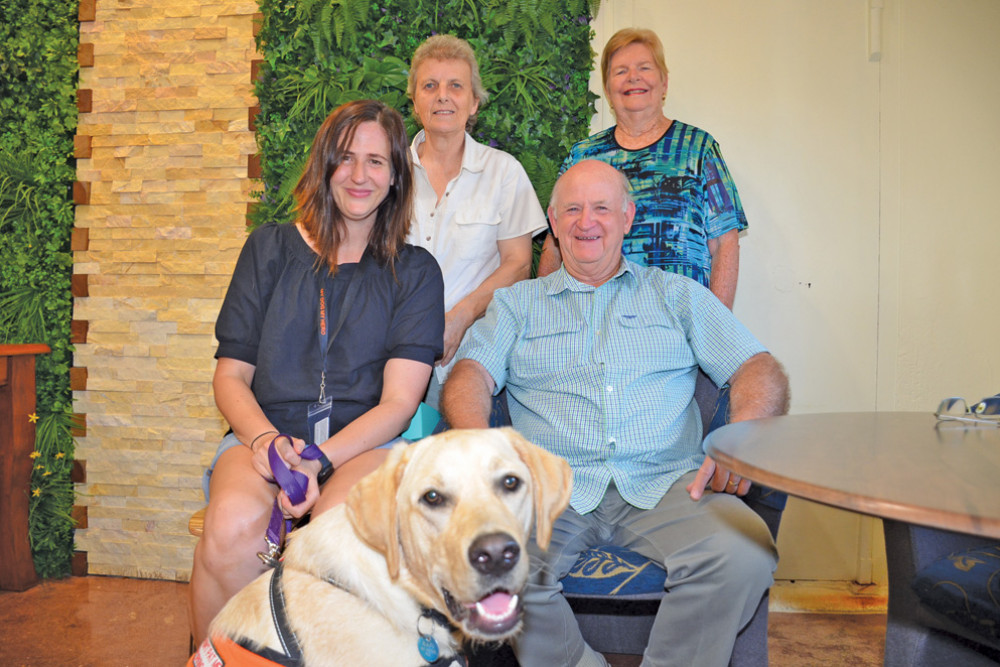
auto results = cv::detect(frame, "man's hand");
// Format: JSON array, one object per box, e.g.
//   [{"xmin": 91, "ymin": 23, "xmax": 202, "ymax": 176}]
[
  {"xmin": 686, "ymin": 455, "xmax": 750, "ymax": 500},
  {"xmin": 685, "ymin": 352, "xmax": 788, "ymax": 501}
]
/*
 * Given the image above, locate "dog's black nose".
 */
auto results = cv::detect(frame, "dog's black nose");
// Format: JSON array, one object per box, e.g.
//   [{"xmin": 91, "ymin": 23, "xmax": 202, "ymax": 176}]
[{"xmin": 469, "ymin": 533, "xmax": 520, "ymax": 576}]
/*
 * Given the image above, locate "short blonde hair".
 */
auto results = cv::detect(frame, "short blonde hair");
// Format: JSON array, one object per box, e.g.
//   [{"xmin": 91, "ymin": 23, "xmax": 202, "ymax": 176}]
[
  {"xmin": 600, "ymin": 28, "xmax": 669, "ymax": 94},
  {"xmin": 408, "ymin": 35, "xmax": 488, "ymax": 129}
]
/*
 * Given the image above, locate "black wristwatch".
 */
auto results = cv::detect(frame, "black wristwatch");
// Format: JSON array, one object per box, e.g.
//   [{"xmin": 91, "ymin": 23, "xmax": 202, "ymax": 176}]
[{"xmin": 316, "ymin": 450, "xmax": 335, "ymax": 485}]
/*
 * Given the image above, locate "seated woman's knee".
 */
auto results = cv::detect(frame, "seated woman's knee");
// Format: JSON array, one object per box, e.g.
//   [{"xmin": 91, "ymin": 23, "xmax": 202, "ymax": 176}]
[{"xmin": 201, "ymin": 499, "xmax": 271, "ymax": 564}]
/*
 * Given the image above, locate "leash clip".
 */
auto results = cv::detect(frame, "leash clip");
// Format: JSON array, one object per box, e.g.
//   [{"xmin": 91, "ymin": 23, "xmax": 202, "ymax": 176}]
[
  {"xmin": 257, "ymin": 535, "xmax": 282, "ymax": 568},
  {"xmin": 257, "ymin": 434, "xmax": 331, "ymax": 569}
]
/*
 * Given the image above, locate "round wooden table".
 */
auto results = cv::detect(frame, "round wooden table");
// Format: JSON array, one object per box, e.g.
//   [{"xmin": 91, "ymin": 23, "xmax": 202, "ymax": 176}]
[{"xmin": 704, "ymin": 411, "xmax": 1000, "ymax": 539}]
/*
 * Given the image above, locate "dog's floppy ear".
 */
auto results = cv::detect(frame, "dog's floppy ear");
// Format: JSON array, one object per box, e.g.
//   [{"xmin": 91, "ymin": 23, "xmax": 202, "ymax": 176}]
[
  {"xmin": 345, "ymin": 444, "xmax": 409, "ymax": 579},
  {"xmin": 504, "ymin": 428, "xmax": 572, "ymax": 551}
]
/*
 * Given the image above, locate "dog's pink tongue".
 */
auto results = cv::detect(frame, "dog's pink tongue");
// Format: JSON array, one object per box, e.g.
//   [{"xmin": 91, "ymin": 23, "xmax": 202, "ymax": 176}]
[{"xmin": 477, "ymin": 591, "xmax": 514, "ymax": 616}]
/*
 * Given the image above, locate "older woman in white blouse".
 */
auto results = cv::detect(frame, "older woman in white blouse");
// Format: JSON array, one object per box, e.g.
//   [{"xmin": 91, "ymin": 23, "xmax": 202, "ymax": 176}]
[{"xmin": 406, "ymin": 34, "xmax": 547, "ymax": 408}]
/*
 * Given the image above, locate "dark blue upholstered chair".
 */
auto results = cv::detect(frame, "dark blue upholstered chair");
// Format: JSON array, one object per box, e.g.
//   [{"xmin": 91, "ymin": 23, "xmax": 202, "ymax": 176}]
[{"xmin": 882, "ymin": 520, "xmax": 1000, "ymax": 666}]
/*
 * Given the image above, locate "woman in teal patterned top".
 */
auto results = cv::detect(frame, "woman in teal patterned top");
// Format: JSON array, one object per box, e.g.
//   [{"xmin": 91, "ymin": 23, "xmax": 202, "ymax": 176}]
[{"xmin": 537, "ymin": 28, "xmax": 747, "ymax": 309}]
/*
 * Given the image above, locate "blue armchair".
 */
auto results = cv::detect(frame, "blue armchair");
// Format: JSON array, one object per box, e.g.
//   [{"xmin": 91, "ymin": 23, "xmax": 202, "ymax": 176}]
[{"xmin": 882, "ymin": 520, "xmax": 1000, "ymax": 666}]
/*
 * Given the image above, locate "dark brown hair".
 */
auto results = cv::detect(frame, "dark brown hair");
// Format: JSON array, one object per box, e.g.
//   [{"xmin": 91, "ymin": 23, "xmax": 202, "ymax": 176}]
[{"xmin": 293, "ymin": 100, "xmax": 413, "ymax": 274}]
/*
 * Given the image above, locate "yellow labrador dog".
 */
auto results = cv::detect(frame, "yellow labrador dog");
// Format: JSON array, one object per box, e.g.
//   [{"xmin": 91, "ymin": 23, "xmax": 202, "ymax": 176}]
[{"xmin": 196, "ymin": 428, "xmax": 572, "ymax": 667}]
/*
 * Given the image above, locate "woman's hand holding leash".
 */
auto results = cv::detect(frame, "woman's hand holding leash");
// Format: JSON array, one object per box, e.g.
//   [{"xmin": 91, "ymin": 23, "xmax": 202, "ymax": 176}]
[
  {"xmin": 257, "ymin": 434, "xmax": 335, "ymax": 567},
  {"xmin": 249, "ymin": 433, "xmax": 323, "ymax": 517},
  {"xmin": 277, "ymin": 439, "xmax": 324, "ymax": 519},
  {"xmin": 248, "ymin": 430, "xmax": 301, "ymax": 482}
]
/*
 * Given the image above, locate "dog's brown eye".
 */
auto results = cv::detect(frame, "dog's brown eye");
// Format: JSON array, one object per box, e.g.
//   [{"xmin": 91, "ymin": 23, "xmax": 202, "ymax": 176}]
[
  {"xmin": 502, "ymin": 475, "xmax": 521, "ymax": 492},
  {"xmin": 421, "ymin": 489, "xmax": 444, "ymax": 506}
]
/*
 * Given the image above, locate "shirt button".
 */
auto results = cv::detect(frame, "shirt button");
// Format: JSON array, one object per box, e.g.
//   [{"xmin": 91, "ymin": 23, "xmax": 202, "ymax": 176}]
[
  {"xmin": 429, "ymin": 212, "xmax": 434, "ymax": 218},
  {"xmin": 425, "ymin": 236, "xmax": 431, "ymax": 242},
  {"xmin": 606, "ymin": 385, "xmax": 614, "ymax": 392}
]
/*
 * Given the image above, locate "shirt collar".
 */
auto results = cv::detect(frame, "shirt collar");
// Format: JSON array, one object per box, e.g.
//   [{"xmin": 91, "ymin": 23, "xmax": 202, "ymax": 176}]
[
  {"xmin": 543, "ymin": 257, "xmax": 637, "ymax": 295},
  {"xmin": 410, "ymin": 130, "xmax": 487, "ymax": 174}
]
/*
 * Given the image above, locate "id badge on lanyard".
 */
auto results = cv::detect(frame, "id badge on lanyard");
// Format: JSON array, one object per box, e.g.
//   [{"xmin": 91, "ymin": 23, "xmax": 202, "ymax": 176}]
[
  {"xmin": 308, "ymin": 260, "xmax": 363, "ymax": 445},
  {"xmin": 308, "ymin": 285, "xmax": 333, "ymax": 444},
  {"xmin": 307, "ymin": 395, "xmax": 332, "ymax": 444}
]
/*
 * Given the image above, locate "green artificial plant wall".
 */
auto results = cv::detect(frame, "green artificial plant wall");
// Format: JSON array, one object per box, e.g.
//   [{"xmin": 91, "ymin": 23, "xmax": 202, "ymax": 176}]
[
  {"xmin": 252, "ymin": 0, "xmax": 601, "ymax": 230},
  {"xmin": 0, "ymin": 0, "xmax": 80, "ymax": 578}
]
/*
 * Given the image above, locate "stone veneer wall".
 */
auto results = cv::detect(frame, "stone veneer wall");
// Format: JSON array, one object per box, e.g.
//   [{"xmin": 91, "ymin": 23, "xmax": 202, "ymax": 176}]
[{"xmin": 73, "ymin": 0, "xmax": 259, "ymax": 580}]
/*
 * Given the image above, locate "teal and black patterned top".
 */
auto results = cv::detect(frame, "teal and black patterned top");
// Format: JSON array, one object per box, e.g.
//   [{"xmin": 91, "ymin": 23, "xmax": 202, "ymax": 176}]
[{"xmin": 560, "ymin": 121, "xmax": 748, "ymax": 287}]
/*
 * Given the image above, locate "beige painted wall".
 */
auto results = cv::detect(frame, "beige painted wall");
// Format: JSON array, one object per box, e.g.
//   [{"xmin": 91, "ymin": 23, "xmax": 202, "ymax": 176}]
[
  {"xmin": 590, "ymin": 0, "xmax": 1000, "ymax": 584},
  {"xmin": 877, "ymin": 0, "xmax": 1000, "ymax": 407}
]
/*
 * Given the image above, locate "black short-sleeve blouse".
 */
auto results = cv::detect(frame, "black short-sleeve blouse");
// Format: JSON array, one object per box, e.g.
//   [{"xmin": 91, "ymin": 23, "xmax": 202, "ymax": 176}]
[{"xmin": 214, "ymin": 222, "xmax": 444, "ymax": 441}]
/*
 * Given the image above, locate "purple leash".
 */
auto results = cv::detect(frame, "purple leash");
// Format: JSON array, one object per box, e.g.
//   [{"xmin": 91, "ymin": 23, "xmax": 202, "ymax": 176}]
[{"xmin": 256, "ymin": 434, "xmax": 329, "ymax": 567}]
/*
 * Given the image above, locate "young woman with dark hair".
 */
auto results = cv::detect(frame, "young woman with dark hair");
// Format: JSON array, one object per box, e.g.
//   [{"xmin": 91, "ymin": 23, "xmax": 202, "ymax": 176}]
[{"xmin": 188, "ymin": 100, "xmax": 444, "ymax": 645}]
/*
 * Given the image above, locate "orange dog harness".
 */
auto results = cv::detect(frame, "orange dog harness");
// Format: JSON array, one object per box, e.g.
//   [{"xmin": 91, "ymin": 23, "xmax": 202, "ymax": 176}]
[{"xmin": 188, "ymin": 635, "xmax": 298, "ymax": 666}]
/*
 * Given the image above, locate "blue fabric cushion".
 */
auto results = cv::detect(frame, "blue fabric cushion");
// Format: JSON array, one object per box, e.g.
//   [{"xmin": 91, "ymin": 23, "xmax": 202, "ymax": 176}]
[
  {"xmin": 561, "ymin": 545, "xmax": 666, "ymax": 597},
  {"xmin": 400, "ymin": 402, "xmax": 441, "ymax": 440},
  {"xmin": 912, "ymin": 544, "xmax": 1000, "ymax": 641}
]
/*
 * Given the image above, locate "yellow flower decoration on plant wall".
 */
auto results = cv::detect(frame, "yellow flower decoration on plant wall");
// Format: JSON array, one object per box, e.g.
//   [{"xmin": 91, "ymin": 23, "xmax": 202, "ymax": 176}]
[
  {"xmin": 30, "ymin": 451, "xmax": 41, "ymax": 459},
  {"xmin": 32, "ymin": 488, "xmax": 41, "ymax": 497},
  {"xmin": 28, "ymin": 412, "xmax": 39, "ymax": 423}
]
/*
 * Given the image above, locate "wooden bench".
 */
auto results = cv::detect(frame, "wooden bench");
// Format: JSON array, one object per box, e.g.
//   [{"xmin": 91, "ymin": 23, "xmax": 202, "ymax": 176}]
[{"xmin": 188, "ymin": 508, "xmax": 205, "ymax": 538}]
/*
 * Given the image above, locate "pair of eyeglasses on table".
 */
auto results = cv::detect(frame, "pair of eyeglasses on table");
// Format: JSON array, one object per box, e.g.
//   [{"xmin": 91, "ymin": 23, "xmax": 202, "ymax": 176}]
[{"xmin": 935, "ymin": 394, "xmax": 1000, "ymax": 425}]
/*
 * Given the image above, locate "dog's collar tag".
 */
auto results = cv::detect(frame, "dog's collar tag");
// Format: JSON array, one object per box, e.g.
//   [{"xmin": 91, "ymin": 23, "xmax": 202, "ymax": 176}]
[
  {"xmin": 417, "ymin": 634, "xmax": 439, "ymax": 662},
  {"xmin": 416, "ymin": 610, "xmax": 441, "ymax": 662}
]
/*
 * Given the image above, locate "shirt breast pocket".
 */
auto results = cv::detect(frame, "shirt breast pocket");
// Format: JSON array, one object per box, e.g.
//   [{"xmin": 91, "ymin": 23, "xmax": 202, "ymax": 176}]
[
  {"xmin": 615, "ymin": 312, "xmax": 693, "ymax": 371},
  {"xmin": 515, "ymin": 318, "xmax": 584, "ymax": 378},
  {"xmin": 454, "ymin": 208, "xmax": 501, "ymax": 261}
]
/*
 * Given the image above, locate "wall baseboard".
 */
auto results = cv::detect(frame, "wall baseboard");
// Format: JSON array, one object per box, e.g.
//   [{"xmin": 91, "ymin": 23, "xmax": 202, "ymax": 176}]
[{"xmin": 771, "ymin": 580, "xmax": 887, "ymax": 614}]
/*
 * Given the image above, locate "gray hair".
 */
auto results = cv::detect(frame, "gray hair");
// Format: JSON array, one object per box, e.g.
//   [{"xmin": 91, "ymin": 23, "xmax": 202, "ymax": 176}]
[{"xmin": 408, "ymin": 35, "xmax": 488, "ymax": 130}]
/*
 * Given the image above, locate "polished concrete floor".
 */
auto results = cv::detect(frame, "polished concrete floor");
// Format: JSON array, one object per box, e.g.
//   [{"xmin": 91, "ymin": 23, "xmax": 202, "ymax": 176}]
[{"xmin": 0, "ymin": 576, "xmax": 886, "ymax": 666}]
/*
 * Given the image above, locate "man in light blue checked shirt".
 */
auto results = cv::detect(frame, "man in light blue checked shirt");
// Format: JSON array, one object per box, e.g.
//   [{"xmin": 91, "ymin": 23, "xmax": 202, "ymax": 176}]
[{"xmin": 442, "ymin": 160, "xmax": 790, "ymax": 667}]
